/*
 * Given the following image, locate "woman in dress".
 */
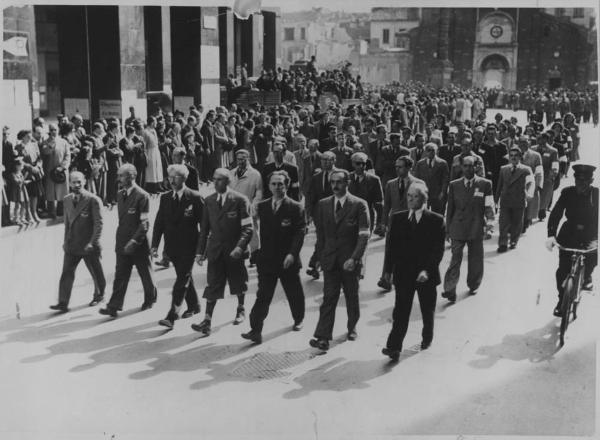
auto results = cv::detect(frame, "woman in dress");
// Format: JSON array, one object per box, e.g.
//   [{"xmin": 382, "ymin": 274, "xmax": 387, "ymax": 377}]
[
  {"xmin": 142, "ymin": 116, "xmax": 164, "ymax": 194},
  {"xmin": 41, "ymin": 123, "xmax": 71, "ymax": 218},
  {"xmin": 15, "ymin": 130, "xmax": 43, "ymax": 223}
]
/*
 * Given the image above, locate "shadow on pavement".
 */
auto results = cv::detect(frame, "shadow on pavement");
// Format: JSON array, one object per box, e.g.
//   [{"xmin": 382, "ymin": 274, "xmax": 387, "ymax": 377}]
[
  {"xmin": 0, "ymin": 305, "xmax": 90, "ymax": 334},
  {"xmin": 468, "ymin": 319, "xmax": 561, "ymax": 368}
]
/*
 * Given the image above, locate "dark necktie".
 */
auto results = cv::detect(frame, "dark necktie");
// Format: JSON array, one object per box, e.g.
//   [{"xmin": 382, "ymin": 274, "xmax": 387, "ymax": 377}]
[
  {"xmin": 399, "ymin": 179, "xmax": 405, "ymax": 197},
  {"xmin": 73, "ymin": 195, "xmax": 80, "ymax": 207},
  {"xmin": 324, "ymin": 172, "xmax": 329, "ymax": 191},
  {"xmin": 429, "ymin": 159, "xmax": 434, "ymax": 169},
  {"xmin": 336, "ymin": 200, "xmax": 342, "ymax": 214},
  {"xmin": 511, "ymin": 165, "xmax": 517, "ymax": 174},
  {"xmin": 273, "ymin": 200, "xmax": 280, "ymax": 214},
  {"xmin": 466, "ymin": 180, "xmax": 471, "ymax": 190},
  {"xmin": 174, "ymin": 193, "xmax": 180, "ymax": 206},
  {"xmin": 218, "ymin": 195, "xmax": 224, "ymax": 209},
  {"xmin": 121, "ymin": 189, "xmax": 128, "ymax": 200},
  {"xmin": 410, "ymin": 212, "xmax": 417, "ymax": 228}
]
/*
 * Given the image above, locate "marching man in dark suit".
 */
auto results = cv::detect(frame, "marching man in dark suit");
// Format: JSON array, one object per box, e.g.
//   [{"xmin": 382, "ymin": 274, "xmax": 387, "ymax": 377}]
[
  {"xmin": 348, "ymin": 152, "xmax": 383, "ymax": 233},
  {"xmin": 261, "ymin": 138, "xmax": 300, "ymax": 201},
  {"xmin": 151, "ymin": 164, "xmax": 204, "ymax": 329},
  {"xmin": 412, "ymin": 142, "xmax": 450, "ymax": 214},
  {"xmin": 50, "ymin": 171, "xmax": 106, "ymax": 312},
  {"xmin": 191, "ymin": 168, "xmax": 253, "ymax": 336},
  {"xmin": 100, "ymin": 164, "xmax": 157, "ymax": 317},
  {"xmin": 381, "ymin": 182, "xmax": 445, "ymax": 361},
  {"xmin": 241, "ymin": 170, "xmax": 306, "ymax": 343},
  {"xmin": 309, "ymin": 169, "xmax": 370, "ymax": 352},
  {"xmin": 442, "ymin": 156, "xmax": 495, "ymax": 302},
  {"xmin": 495, "ymin": 147, "xmax": 534, "ymax": 252}
]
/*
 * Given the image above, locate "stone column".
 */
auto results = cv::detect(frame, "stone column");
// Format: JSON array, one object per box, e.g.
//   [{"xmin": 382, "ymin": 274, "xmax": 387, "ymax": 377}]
[
  {"xmin": 3, "ymin": 5, "xmax": 39, "ymax": 133},
  {"xmin": 430, "ymin": 8, "xmax": 454, "ymax": 88},
  {"xmin": 119, "ymin": 6, "xmax": 147, "ymax": 122},
  {"xmin": 161, "ymin": 6, "xmax": 172, "ymax": 98},
  {"xmin": 252, "ymin": 13, "xmax": 264, "ymax": 75},
  {"xmin": 200, "ymin": 7, "xmax": 220, "ymax": 108}
]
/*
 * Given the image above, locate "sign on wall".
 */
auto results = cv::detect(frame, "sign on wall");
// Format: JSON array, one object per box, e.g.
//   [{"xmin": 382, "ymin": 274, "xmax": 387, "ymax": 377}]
[
  {"xmin": 99, "ymin": 99, "xmax": 122, "ymax": 119},
  {"xmin": 201, "ymin": 45, "xmax": 220, "ymax": 79},
  {"xmin": 173, "ymin": 96, "xmax": 195, "ymax": 113},
  {"xmin": 63, "ymin": 98, "xmax": 90, "ymax": 120}
]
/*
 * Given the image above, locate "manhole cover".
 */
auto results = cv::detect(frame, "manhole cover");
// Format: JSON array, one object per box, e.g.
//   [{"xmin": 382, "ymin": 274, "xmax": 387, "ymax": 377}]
[{"xmin": 230, "ymin": 350, "xmax": 316, "ymax": 380}]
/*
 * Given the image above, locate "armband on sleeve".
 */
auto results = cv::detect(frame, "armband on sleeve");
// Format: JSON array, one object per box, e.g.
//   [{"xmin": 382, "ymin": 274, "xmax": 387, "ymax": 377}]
[{"xmin": 485, "ymin": 195, "xmax": 495, "ymax": 208}]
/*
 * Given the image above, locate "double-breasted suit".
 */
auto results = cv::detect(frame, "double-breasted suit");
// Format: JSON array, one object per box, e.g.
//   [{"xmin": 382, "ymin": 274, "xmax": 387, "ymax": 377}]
[
  {"xmin": 348, "ymin": 171, "xmax": 383, "ymax": 231},
  {"xmin": 249, "ymin": 197, "xmax": 306, "ymax": 333},
  {"xmin": 197, "ymin": 189, "xmax": 253, "ymax": 299},
  {"xmin": 58, "ymin": 190, "xmax": 106, "ymax": 306},
  {"xmin": 152, "ymin": 187, "xmax": 204, "ymax": 316},
  {"xmin": 313, "ymin": 193, "xmax": 370, "ymax": 341},
  {"xmin": 383, "ymin": 209, "xmax": 445, "ymax": 351},
  {"xmin": 495, "ymin": 163, "xmax": 533, "ymax": 247},
  {"xmin": 382, "ymin": 174, "xmax": 425, "ymax": 226},
  {"xmin": 413, "ymin": 156, "xmax": 450, "ymax": 214},
  {"xmin": 443, "ymin": 176, "xmax": 495, "ymax": 296},
  {"xmin": 106, "ymin": 185, "xmax": 157, "ymax": 311}
]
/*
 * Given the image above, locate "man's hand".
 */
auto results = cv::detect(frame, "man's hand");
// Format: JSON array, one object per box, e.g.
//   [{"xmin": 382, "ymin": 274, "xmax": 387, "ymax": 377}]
[
  {"xmin": 150, "ymin": 247, "xmax": 159, "ymax": 259},
  {"xmin": 343, "ymin": 258, "xmax": 356, "ymax": 272},
  {"xmin": 416, "ymin": 270, "xmax": 429, "ymax": 283},
  {"xmin": 230, "ymin": 246, "xmax": 243, "ymax": 260},
  {"xmin": 283, "ymin": 254, "xmax": 295, "ymax": 269},
  {"xmin": 545, "ymin": 236, "xmax": 557, "ymax": 252},
  {"xmin": 196, "ymin": 254, "xmax": 205, "ymax": 266},
  {"xmin": 123, "ymin": 239, "xmax": 138, "ymax": 255},
  {"xmin": 84, "ymin": 243, "xmax": 94, "ymax": 253}
]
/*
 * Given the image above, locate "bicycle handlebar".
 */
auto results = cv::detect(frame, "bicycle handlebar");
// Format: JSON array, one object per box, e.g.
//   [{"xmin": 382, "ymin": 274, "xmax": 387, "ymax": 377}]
[{"xmin": 556, "ymin": 244, "xmax": 598, "ymax": 253}]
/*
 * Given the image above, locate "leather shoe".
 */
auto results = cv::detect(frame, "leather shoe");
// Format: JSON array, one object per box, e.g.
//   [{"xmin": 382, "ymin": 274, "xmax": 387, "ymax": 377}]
[
  {"xmin": 233, "ymin": 307, "xmax": 245, "ymax": 325},
  {"xmin": 241, "ymin": 330, "xmax": 262, "ymax": 344},
  {"xmin": 382, "ymin": 347, "xmax": 400, "ymax": 361},
  {"xmin": 49, "ymin": 303, "xmax": 69, "ymax": 313},
  {"xmin": 309, "ymin": 338, "xmax": 329, "ymax": 351},
  {"xmin": 497, "ymin": 245, "xmax": 508, "ymax": 253},
  {"xmin": 99, "ymin": 306, "xmax": 118, "ymax": 318},
  {"xmin": 509, "ymin": 242, "xmax": 517, "ymax": 250},
  {"xmin": 377, "ymin": 277, "xmax": 392, "ymax": 292},
  {"xmin": 347, "ymin": 330, "xmax": 357, "ymax": 341},
  {"xmin": 89, "ymin": 296, "xmax": 104, "ymax": 307},
  {"xmin": 158, "ymin": 318, "xmax": 175, "ymax": 329},
  {"xmin": 141, "ymin": 302, "xmax": 154, "ymax": 311},
  {"xmin": 306, "ymin": 267, "xmax": 320, "ymax": 280},
  {"xmin": 469, "ymin": 289, "xmax": 478, "ymax": 296},
  {"xmin": 292, "ymin": 321, "xmax": 304, "ymax": 331},
  {"xmin": 441, "ymin": 291, "xmax": 456, "ymax": 302},
  {"xmin": 553, "ymin": 300, "xmax": 562, "ymax": 317},
  {"xmin": 582, "ymin": 279, "xmax": 593, "ymax": 290},
  {"xmin": 191, "ymin": 319, "xmax": 212, "ymax": 335},
  {"xmin": 182, "ymin": 308, "xmax": 200, "ymax": 319},
  {"xmin": 154, "ymin": 259, "xmax": 170, "ymax": 268},
  {"xmin": 420, "ymin": 340, "xmax": 432, "ymax": 350}
]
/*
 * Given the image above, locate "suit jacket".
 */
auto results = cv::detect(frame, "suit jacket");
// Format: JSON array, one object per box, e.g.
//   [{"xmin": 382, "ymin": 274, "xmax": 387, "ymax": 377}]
[
  {"xmin": 262, "ymin": 162, "xmax": 300, "ymax": 201},
  {"xmin": 63, "ymin": 190, "xmax": 103, "ymax": 255},
  {"xmin": 409, "ymin": 147, "xmax": 426, "ymax": 164},
  {"xmin": 257, "ymin": 196, "xmax": 306, "ymax": 272},
  {"xmin": 383, "ymin": 210, "xmax": 445, "ymax": 285},
  {"xmin": 382, "ymin": 174, "xmax": 425, "ymax": 225},
  {"xmin": 185, "ymin": 164, "xmax": 200, "ymax": 190},
  {"xmin": 330, "ymin": 146, "xmax": 354, "ymax": 171},
  {"xmin": 306, "ymin": 167, "xmax": 339, "ymax": 218},
  {"xmin": 348, "ymin": 172, "xmax": 383, "ymax": 210},
  {"xmin": 413, "ymin": 156, "xmax": 450, "ymax": 200},
  {"xmin": 450, "ymin": 152, "xmax": 486, "ymax": 181},
  {"xmin": 294, "ymin": 149, "xmax": 320, "ymax": 198},
  {"xmin": 115, "ymin": 185, "xmax": 151, "ymax": 255},
  {"xmin": 548, "ymin": 186, "xmax": 599, "ymax": 248},
  {"xmin": 446, "ymin": 176, "xmax": 494, "ymax": 241},
  {"xmin": 151, "ymin": 187, "xmax": 204, "ymax": 258},
  {"xmin": 197, "ymin": 189, "xmax": 253, "ymax": 261},
  {"xmin": 495, "ymin": 163, "xmax": 533, "ymax": 208},
  {"xmin": 315, "ymin": 193, "xmax": 370, "ymax": 271}
]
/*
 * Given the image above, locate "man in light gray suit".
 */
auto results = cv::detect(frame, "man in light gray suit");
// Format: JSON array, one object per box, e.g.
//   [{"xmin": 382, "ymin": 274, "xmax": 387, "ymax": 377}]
[
  {"xmin": 50, "ymin": 171, "xmax": 106, "ymax": 312},
  {"xmin": 495, "ymin": 147, "xmax": 534, "ymax": 252}
]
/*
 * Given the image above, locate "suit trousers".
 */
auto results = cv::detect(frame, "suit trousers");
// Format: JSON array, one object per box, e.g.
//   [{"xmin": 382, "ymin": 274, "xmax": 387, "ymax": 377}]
[
  {"xmin": 386, "ymin": 279, "xmax": 437, "ymax": 351},
  {"xmin": 169, "ymin": 255, "xmax": 200, "ymax": 313},
  {"xmin": 249, "ymin": 268, "xmax": 305, "ymax": 333},
  {"xmin": 313, "ymin": 268, "xmax": 360, "ymax": 340},
  {"xmin": 498, "ymin": 205, "xmax": 525, "ymax": 247},
  {"xmin": 107, "ymin": 252, "xmax": 157, "ymax": 310},
  {"xmin": 443, "ymin": 239, "xmax": 484, "ymax": 294},
  {"xmin": 556, "ymin": 249, "xmax": 597, "ymax": 301},
  {"xmin": 58, "ymin": 252, "xmax": 106, "ymax": 306},
  {"xmin": 203, "ymin": 253, "xmax": 248, "ymax": 300}
]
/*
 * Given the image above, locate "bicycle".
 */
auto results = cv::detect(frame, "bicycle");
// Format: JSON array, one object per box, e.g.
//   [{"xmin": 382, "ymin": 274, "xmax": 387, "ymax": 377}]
[{"xmin": 556, "ymin": 243, "xmax": 597, "ymax": 346}]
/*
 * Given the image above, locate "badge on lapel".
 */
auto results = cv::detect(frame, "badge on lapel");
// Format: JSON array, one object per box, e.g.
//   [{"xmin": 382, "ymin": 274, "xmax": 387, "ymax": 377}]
[
  {"xmin": 184, "ymin": 205, "xmax": 194, "ymax": 217},
  {"xmin": 474, "ymin": 190, "xmax": 483, "ymax": 197},
  {"xmin": 281, "ymin": 218, "xmax": 291, "ymax": 227},
  {"xmin": 227, "ymin": 211, "xmax": 238, "ymax": 219},
  {"xmin": 81, "ymin": 211, "xmax": 89, "ymax": 218},
  {"xmin": 127, "ymin": 207, "xmax": 136, "ymax": 214}
]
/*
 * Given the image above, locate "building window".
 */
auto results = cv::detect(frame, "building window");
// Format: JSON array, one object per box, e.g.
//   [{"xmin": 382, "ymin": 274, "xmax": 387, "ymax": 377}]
[
  {"xmin": 555, "ymin": 8, "xmax": 565, "ymax": 17},
  {"xmin": 573, "ymin": 8, "xmax": 584, "ymax": 18},
  {"xmin": 300, "ymin": 27, "xmax": 306, "ymax": 40},
  {"xmin": 284, "ymin": 27, "xmax": 295, "ymax": 41},
  {"xmin": 382, "ymin": 28, "xmax": 390, "ymax": 44},
  {"xmin": 396, "ymin": 35, "xmax": 409, "ymax": 49}
]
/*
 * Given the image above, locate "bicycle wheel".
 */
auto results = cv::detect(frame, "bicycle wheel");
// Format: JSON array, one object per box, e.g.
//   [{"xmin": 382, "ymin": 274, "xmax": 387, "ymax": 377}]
[{"xmin": 560, "ymin": 276, "xmax": 576, "ymax": 346}]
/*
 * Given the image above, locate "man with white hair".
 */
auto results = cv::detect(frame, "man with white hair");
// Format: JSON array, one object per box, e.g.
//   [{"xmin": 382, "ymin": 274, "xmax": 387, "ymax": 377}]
[
  {"xmin": 99, "ymin": 164, "xmax": 157, "ymax": 317},
  {"xmin": 191, "ymin": 168, "xmax": 253, "ymax": 335},
  {"xmin": 381, "ymin": 182, "xmax": 445, "ymax": 360},
  {"xmin": 50, "ymin": 171, "xmax": 106, "ymax": 312},
  {"xmin": 151, "ymin": 164, "xmax": 204, "ymax": 329}
]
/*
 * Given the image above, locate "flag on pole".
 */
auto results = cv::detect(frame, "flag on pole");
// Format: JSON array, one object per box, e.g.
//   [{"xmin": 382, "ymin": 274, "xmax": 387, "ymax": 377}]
[{"xmin": 233, "ymin": 0, "xmax": 262, "ymax": 20}]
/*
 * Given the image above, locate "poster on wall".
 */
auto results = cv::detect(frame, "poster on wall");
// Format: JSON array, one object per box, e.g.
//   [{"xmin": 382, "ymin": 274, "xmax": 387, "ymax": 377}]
[
  {"xmin": 201, "ymin": 46, "xmax": 220, "ymax": 79},
  {"xmin": 63, "ymin": 98, "xmax": 90, "ymax": 120},
  {"xmin": 99, "ymin": 100, "xmax": 122, "ymax": 120},
  {"xmin": 173, "ymin": 96, "xmax": 195, "ymax": 113}
]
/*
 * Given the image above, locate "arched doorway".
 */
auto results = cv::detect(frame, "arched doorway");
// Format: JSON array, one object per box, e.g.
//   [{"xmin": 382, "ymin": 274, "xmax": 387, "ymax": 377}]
[{"xmin": 481, "ymin": 54, "xmax": 510, "ymax": 89}]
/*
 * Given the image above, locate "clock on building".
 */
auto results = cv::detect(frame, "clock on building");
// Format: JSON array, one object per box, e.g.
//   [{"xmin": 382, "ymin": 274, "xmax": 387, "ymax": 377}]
[{"xmin": 490, "ymin": 25, "xmax": 503, "ymax": 38}]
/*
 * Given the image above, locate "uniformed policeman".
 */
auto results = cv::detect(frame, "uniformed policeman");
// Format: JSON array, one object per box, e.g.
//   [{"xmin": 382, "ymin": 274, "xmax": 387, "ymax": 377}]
[{"xmin": 546, "ymin": 164, "xmax": 598, "ymax": 317}]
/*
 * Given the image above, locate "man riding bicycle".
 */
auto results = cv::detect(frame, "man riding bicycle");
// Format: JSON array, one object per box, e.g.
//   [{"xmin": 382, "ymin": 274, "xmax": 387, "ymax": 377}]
[{"xmin": 546, "ymin": 164, "xmax": 598, "ymax": 317}]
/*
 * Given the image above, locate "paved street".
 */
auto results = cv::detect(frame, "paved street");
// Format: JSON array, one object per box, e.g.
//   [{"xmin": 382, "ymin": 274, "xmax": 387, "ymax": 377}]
[{"xmin": 0, "ymin": 121, "xmax": 598, "ymax": 439}]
